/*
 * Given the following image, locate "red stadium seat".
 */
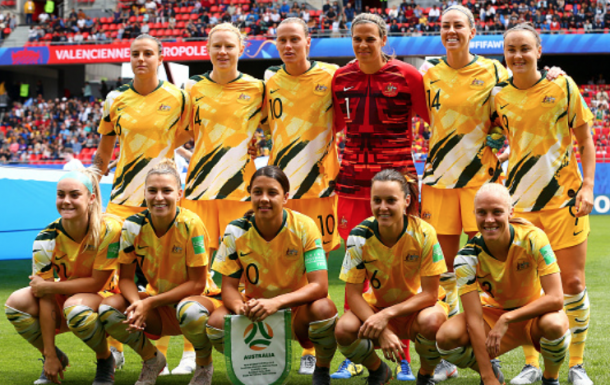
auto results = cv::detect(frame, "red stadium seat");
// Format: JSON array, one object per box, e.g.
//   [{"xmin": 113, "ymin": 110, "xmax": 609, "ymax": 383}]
[
  {"xmin": 190, "ymin": 13, "xmax": 198, "ymax": 20},
  {"xmin": 174, "ymin": 7, "xmax": 180, "ymax": 14},
  {"xmin": 129, "ymin": 16, "xmax": 136, "ymax": 23},
  {"xmin": 137, "ymin": 16, "xmax": 144, "ymax": 22},
  {"xmin": 210, "ymin": 5, "xmax": 218, "ymax": 12},
  {"xmin": 150, "ymin": 29, "xmax": 159, "ymax": 37},
  {"xmin": 179, "ymin": 6, "xmax": 188, "ymax": 13},
  {"xmin": 162, "ymin": 21, "xmax": 169, "ymax": 28},
  {"xmin": 153, "ymin": 22, "xmax": 162, "ymax": 29},
  {"xmin": 187, "ymin": 6, "xmax": 194, "ymax": 12},
  {"xmin": 177, "ymin": 21, "xmax": 186, "ymax": 28},
  {"xmin": 242, "ymin": 4, "xmax": 249, "ymax": 11}
]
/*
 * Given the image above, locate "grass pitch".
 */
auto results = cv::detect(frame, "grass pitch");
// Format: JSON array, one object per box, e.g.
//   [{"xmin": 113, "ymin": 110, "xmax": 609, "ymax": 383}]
[{"xmin": 1, "ymin": 216, "xmax": 608, "ymax": 384}]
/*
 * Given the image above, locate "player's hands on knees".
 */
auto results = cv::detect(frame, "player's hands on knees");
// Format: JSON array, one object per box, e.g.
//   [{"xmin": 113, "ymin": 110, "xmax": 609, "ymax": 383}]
[
  {"xmin": 485, "ymin": 315, "xmax": 508, "ymax": 359},
  {"xmin": 43, "ymin": 355, "xmax": 65, "ymax": 384},
  {"xmin": 124, "ymin": 299, "xmax": 150, "ymax": 332},
  {"xmin": 244, "ymin": 298, "xmax": 280, "ymax": 322},
  {"xmin": 574, "ymin": 185, "xmax": 594, "ymax": 217},
  {"xmin": 28, "ymin": 275, "xmax": 50, "ymax": 297},
  {"xmin": 378, "ymin": 328, "xmax": 405, "ymax": 363},
  {"xmin": 358, "ymin": 312, "xmax": 389, "ymax": 340}
]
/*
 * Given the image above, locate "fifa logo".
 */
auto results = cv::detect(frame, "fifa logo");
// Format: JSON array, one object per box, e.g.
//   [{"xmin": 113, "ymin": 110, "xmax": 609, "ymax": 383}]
[{"xmin": 244, "ymin": 322, "xmax": 274, "ymax": 351}]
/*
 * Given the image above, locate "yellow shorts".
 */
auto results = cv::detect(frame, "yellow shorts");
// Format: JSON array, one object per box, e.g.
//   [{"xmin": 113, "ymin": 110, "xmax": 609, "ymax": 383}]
[
  {"xmin": 421, "ymin": 185, "xmax": 479, "ymax": 235},
  {"xmin": 482, "ymin": 306, "xmax": 538, "ymax": 352},
  {"xmin": 285, "ymin": 196, "xmax": 340, "ymax": 253},
  {"xmin": 368, "ymin": 301, "xmax": 449, "ymax": 341},
  {"xmin": 105, "ymin": 202, "xmax": 146, "ymax": 220},
  {"xmin": 180, "ymin": 199, "xmax": 252, "ymax": 251},
  {"xmin": 516, "ymin": 207, "xmax": 590, "ymax": 251}
]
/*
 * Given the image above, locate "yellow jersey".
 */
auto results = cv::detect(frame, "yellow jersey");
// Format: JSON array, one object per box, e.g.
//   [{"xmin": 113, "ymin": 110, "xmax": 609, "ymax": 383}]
[
  {"xmin": 98, "ymin": 81, "xmax": 191, "ymax": 207},
  {"xmin": 264, "ymin": 61, "xmax": 340, "ymax": 199},
  {"xmin": 420, "ymin": 55, "xmax": 508, "ymax": 189},
  {"xmin": 33, "ymin": 215, "xmax": 122, "ymax": 292},
  {"xmin": 184, "ymin": 72, "xmax": 265, "ymax": 201},
  {"xmin": 119, "ymin": 207, "xmax": 219, "ymax": 297},
  {"xmin": 455, "ymin": 222, "xmax": 560, "ymax": 310},
  {"xmin": 339, "ymin": 216, "xmax": 447, "ymax": 309},
  {"xmin": 491, "ymin": 74, "xmax": 594, "ymax": 212},
  {"xmin": 213, "ymin": 208, "xmax": 327, "ymax": 300}
]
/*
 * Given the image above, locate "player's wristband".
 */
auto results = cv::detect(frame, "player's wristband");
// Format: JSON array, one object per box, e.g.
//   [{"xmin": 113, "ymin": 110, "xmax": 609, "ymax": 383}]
[{"xmin": 304, "ymin": 248, "xmax": 327, "ymax": 273}]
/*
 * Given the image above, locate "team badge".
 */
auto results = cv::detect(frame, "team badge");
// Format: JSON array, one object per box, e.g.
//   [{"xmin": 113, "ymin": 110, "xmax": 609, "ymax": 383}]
[
  {"xmin": 339, "ymin": 216, "xmax": 349, "ymax": 229},
  {"xmin": 516, "ymin": 259, "xmax": 531, "ymax": 271},
  {"xmin": 158, "ymin": 104, "xmax": 172, "ymax": 113},
  {"xmin": 405, "ymin": 254, "xmax": 419, "ymax": 262},
  {"xmin": 237, "ymin": 93, "xmax": 252, "ymax": 104},
  {"xmin": 541, "ymin": 95, "xmax": 556, "ymax": 107},
  {"xmin": 422, "ymin": 211, "xmax": 431, "ymax": 220},
  {"xmin": 382, "ymin": 83, "xmax": 398, "ymax": 97},
  {"xmin": 469, "ymin": 78, "xmax": 485, "ymax": 89},
  {"xmin": 286, "ymin": 248, "xmax": 298, "ymax": 256},
  {"xmin": 172, "ymin": 245, "xmax": 183, "ymax": 254},
  {"xmin": 313, "ymin": 83, "xmax": 328, "ymax": 95}
]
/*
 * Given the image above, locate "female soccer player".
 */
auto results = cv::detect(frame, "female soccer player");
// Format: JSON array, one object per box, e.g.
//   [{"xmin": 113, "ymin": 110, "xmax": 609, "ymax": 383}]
[
  {"xmin": 492, "ymin": 24, "xmax": 595, "ymax": 385},
  {"xmin": 206, "ymin": 166, "xmax": 339, "ymax": 385},
  {"xmin": 332, "ymin": 13, "xmax": 429, "ymax": 381},
  {"xmin": 263, "ymin": 17, "xmax": 341, "ymax": 375},
  {"xmin": 5, "ymin": 168, "xmax": 121, "ymax": 385},
  {"xmin": 180, "ymin": 23, "xmax": 264, "ymax": 255},
  {"xmin": 93, "ymin": 33, "xmax": 196, "ymax": 372},
  {"xmin": 335, "ymin": 169, "xmax": 448, "ymax": 385},
  {"xmin": 436, "ymin": 183, "xmax": 571, "ymax": 385},
  {"xmin": 99, "ymin": 160, "xmax": 220, "ymax": 385}
]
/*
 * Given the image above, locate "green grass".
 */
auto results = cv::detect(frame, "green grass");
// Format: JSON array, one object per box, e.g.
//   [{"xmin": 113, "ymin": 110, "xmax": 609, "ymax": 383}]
[{"xmin": 1, "ymin": 217, "xmax": 609, "ymax": 384}]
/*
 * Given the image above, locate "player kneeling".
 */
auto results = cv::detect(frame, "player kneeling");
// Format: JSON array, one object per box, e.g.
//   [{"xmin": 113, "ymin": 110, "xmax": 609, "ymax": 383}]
[
  {"xmin": 5, "ymin": 169, "xmax": 121, "ymax": 385},
  {"xmin": 335, "ymin": 169, "xmax": 449, "ymax": 385},
  {"xmin": 206, "ymin": 166, "xmax": 338, "ymax": 385},
  {"xmin": 99, "ymin": 160, "xmax": 221, "ymax": 385},
  {"xmin": 436, "ymin": 184, "xmax": 570, "ymax": 385}
]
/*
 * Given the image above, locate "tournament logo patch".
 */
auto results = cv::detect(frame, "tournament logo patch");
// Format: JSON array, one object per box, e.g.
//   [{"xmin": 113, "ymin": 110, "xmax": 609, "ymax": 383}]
[
  {"xmin": 237, "ymin": 93, "xmax": 252, "ymax": 104},
  {"xmin": 244, "ymin": 322, "xmax": 274, "ymax": 351},
  {"xmin": 107, "ymin": 242, "xmax": 119, "ymax": 259},
  {"xmin": 382, "ymin": 83, "xmax": 398, "ymax": 97},
  {"xmin": 541, "ymin": 95, "xmax": 556, "ymax": 107},
  {"xmin": 192, "ymin": 235, "xmax": 206, "ymax": 255},
  {"xmin": 313, "ymin": 83, "xmax": 328, "ymax": 95},
  {"xmin": 157, "ymin": 104, "xmax": 172, "ymax": 113},
  {"xmin": 469, "ymin": 78, "xmax": 485, "ymax": 89}
]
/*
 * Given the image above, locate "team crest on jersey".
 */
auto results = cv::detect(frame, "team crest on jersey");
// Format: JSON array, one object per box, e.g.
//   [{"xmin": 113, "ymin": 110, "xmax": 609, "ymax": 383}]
[
  {"xmin": 172, "ymin": 245, "xmax": 183, "ymax": 254},
  {"xmin": 405, "ymin": 254, "xmax": 420, "ymax": 262},
  {"xmin": 382, "ymin": 83, "xmax": 398, "ymax": 97},
  {"xmin": 286, "ymin": 248, "xmax": 298, "ymax": 256},
  {"xmin": 339, "ymin": 216, "xmax": 349, "ymax": 229},
  {"xmin": 158, "ymin": 104, "xmax": 172, "ymax": 113},
  {"xmin": 516, "ymin": 259, "xmax": 531, "ymax": 271},
  {"xmin": 313, "ymin": 84, "xmax": 328, "ymax": 95},
  {"xmin": 542, "ymin": 95, "xmax": 556, "ymax": 106},
  {"xmin": 237, "ymin": 93, "xmax": 252, "ymax": 104},
  {"xmin": 469, "ymin": 78, "xmax": 485, "ymax": 89},
  {"xmin": 422, "ymin": 211, "xmax": 431, "ymax": 220}
]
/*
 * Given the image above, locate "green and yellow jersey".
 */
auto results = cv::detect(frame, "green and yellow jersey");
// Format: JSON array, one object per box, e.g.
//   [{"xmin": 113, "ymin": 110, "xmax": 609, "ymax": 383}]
[
  {"xmin": 491, "ymin": 74, "xmax": 594, "ymax": 212},
  {"xmin": 119, "ymin": 207, "xmax": 219, "ymax": 297},
  {"xmin": 33, "ymin": 215, "xmax": 122, "ymax": 292},
  {"xmin": 339, "ymin": 216, "xmax": 447, "ymax": 309},
  {"xmin": 184, "ymin": 72, "xmax": 265, "ymax": 201},
  {"xmin": 213, "ymin": 208, "xmax": 327, "ymax": 300},
  {"xmin": 98, "ymin": 81, "xmax": 191, "ymax": 207},
  {"xmin": 263, "ymin": 61, "xmax": 340, "ymax": 199},
  {"xmin": 455, "ymin": 222, "xmax": 560, "ymax": 310},
  {"xmin": 420, "ymin": 55, "xmax": 508, "ymax": 189}
]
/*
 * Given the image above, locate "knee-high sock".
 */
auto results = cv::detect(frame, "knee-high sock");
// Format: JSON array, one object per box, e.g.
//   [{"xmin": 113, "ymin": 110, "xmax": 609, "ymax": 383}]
[
  {"xmin": 308, "ymin": 315, "xmax": 338, "ymax": 367},
  {"xmin": 206, "ymin": 325, "xmax": 225, "ymax": 354},
  {"xmin": 437, "ymin": 344, "xmax": 477, "ymax": 369},
  {"xmin": 415, "ymin": 333, "xmax": 441, "ymax": 375},
  {"xmin": 540, "ymin": 331, "xmax": 571, "ymax": 379},
  {"xmin": 177, "ymin": 300, "xmax": 212, "ymax": 364},
  {"xmin": 522, "ymin": 345, "xmax": 540, "ymax": 368},
  {"xmin": 99, "ymin": 304, "xmax": 157, "ymax": 361},
  {"xmin": 337, "ymin": 338, "xmax": 376, "ymax": 366},
  {"xmin": 108, "ymin": 337, "xmax": 123, "ymax": 353},
  {"xmin": 440, "ymin": 272, "xmax": 459, "ymax": 318},
  {"xmin": 64, "ymin": 305, "xmax": 107, "ymax": 355},
  {"xmin": 302, "ymin": 346, "xmax": 315, "ymax": 357},
  {"xmin": 564, "ymin": 289, "xmax": 590, "ymax": 367},
  {"xmin": 155, "ymin": 336, "xmax": 170, "ymax": 358},
  {"xmin": 4, "ymin": 305, "xmax": 43, "ymax": 350}
]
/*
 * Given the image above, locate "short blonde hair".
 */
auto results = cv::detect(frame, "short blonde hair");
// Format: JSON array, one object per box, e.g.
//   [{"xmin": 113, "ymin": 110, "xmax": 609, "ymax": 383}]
[{"xmin": 208, "ymin": 22, "xmax": 244, "ymax": 46}]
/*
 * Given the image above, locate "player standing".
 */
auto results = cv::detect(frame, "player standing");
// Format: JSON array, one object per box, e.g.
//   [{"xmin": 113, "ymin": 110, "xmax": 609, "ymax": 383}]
[
  {"xmin": 331, "ymin": 13, "xmax": 429, "ymax": 381},
  {"xmin": 436, "ymin": 183, "xmax": 571, "ymax": 385},
  {"xmin": 263, "ymin": 17, "xmax": 341, "ymax": 375},
  {"xmin": 336, "ymin": 169, "xmax": 448, "ymax": 385},
  {"xmin": 491, "ymin": 24, "xmax": 596, "ymax": 385},
  {"xmin": 5, "ymin": 169, "xmax": 121, "ymax": 385},
  {"xmin": 99, "ymin": 160, "xmax": 220, "ymax": 385},
  {"xmin": 207, "ymin": 166, "xmax": 339, "ymax": 385}
]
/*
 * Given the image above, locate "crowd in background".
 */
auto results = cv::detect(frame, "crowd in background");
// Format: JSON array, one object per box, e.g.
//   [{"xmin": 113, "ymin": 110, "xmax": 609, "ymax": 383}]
[
  {"xmin": 1, "ymin": 76, "xmax": 609, "ymax": 165},
  {"xmin": 4, "ymin": 0, "xmax": 608, "ymax": 44}
]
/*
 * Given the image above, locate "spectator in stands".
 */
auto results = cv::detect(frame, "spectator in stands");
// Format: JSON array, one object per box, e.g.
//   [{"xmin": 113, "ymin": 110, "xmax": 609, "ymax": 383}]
[
  {"xmin": 25, "ymin": 0, "xmax": 35, "ymax": 25},
  {"xmin": 429, "ymin": 5, "xmax": 440, "ymax": 22},
  {"xmin": 62, "ymin": 147, "xmax": 84, "ymax": 171}
]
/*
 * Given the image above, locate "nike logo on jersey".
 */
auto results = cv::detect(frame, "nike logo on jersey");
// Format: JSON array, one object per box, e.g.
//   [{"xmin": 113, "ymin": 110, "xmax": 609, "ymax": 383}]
[
  {"xmin": 500, "ymin": 104, "xmax": 509, "ymax": 109},
  {"xmin": 117, "ymin": 106, "xmax": 126, "ymax": 111},
  {"xmin": 323, "ymin": 241, "xmax": 331, "ymax": 245},
  {"xmin": 195, "ymin": 96, "xmax": 205, "ymax": 101},
  {"xmin": 362, "ymin": 260, "xmax": 376, "ymax": 264},
  {"xmin": 344, "ymin": 86, "xmax": 354, "ymax": 91},
  {"xmin": 270, "ymin": 89, "xmax": 280, "ymax": 94},
  {"xmin": 240, "ymin": 251, "xmax": 253, "ymax": 257},
  {"xmin": 430, "ymin": 80, "xmax": 441, "ymax": 84},
  {"xmin": 573, "ymin": 230, "xmax": 583, "ymax": 236},
  {"xmin": 137, "ymin": 245, "xmax": 148, "ymax": 250}
]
